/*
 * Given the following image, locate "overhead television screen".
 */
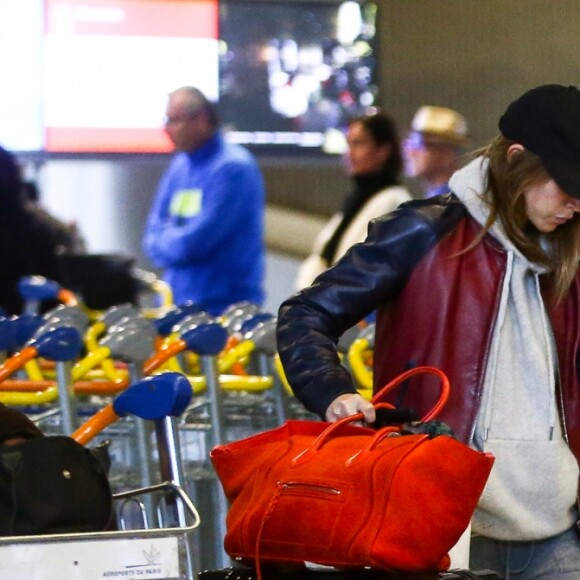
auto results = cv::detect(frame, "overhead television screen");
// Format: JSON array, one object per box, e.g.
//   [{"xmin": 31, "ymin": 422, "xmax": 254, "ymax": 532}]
[
  {"xmin": 1, "ymin": 0, "xmax": 377, "ymax": 156},
  {"xmin": 44, "ymin": 0, "xmax": 219, "ymax": 153},
  {"xmin": 218, "ymin": 0, "xmax": 379, "ymax": 154}
]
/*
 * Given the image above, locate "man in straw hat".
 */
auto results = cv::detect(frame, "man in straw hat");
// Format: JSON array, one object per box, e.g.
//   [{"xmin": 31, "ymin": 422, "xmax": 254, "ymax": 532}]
[{"xmin": 403, "ymin": 105, "xmax": 468, "ymax": 198}]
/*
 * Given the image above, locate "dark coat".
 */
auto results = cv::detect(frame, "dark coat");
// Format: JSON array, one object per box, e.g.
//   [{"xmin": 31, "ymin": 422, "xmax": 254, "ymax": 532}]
[{"xmin": 0, "ymin": 147, "xmax": 73, "ymax": 314}]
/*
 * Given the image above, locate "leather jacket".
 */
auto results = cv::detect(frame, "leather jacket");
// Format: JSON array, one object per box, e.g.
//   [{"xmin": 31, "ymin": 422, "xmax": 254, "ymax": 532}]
[{"xmin": 277, "ymin": 194, "xmax": 580, "ymax": 457}]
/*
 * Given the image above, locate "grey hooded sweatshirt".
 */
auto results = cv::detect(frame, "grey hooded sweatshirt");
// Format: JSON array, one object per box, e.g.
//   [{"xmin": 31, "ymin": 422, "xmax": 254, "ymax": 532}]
[{"xmin": 448, "ymin": 157, "xmax": 579, "ymax": 541}]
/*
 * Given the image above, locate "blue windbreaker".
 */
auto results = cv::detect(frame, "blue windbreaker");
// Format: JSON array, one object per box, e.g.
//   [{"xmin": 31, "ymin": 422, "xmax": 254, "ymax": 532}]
[{"xmin": 143, "ymin": 134, "xmax": 265, "ymax": 315}]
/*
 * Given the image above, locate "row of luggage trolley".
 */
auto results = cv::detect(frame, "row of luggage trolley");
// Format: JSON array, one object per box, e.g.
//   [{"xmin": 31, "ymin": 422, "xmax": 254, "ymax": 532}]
[{"xmin": 0, "ymin": 275, "xmax": 375, "ymax": 579}]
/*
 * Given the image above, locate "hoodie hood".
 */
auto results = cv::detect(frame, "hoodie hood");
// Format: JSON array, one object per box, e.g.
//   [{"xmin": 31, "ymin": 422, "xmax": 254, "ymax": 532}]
[
  {"xmin": 448, "ymin": 157, "xmax": 513, "ymax": 250},
  {"xmin": 449, "ymin": 156, "xmax": 547, "ymax": 274}
]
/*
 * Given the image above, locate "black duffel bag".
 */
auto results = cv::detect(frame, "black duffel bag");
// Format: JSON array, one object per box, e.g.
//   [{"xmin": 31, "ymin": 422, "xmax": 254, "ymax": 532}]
[
  {"xmin": 57, "ymin": 253, "xmax": 139, "ymax": 310},
  {"xmin": 0, "ymin": 435, "xmax": 115, "ymax": 536}
]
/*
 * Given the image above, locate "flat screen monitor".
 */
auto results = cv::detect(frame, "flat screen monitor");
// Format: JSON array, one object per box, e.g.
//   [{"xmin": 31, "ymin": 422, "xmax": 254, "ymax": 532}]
[
  {"xmin": 0, "ymin": 0, "xmax": 377, "ymax": 156},
  {"xmin": 219, "ymin": 0, "xmax": 379, "ymax": 155}
]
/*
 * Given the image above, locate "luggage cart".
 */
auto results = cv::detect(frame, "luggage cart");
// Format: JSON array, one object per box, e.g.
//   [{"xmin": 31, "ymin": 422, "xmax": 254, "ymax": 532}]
[
  {"xmin": 0, "ymin": 481, "xmax": 200, "ymax": 580},
  {"xmin": 0, "ymin": 372, "xmax": 203, "ymax": 580}
]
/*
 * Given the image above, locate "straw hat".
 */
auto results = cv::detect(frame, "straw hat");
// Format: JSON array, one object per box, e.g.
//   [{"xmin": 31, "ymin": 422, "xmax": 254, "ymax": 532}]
[{"xmin": 410, "ymin": 106, "xmax": 468, "ymax": 146}]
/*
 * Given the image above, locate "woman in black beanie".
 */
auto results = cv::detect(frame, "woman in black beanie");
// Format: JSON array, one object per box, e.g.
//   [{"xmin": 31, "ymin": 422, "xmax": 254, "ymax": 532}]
[{"xmin": 278, "ymin": 84, "xmax": 580, "ymax": 578}]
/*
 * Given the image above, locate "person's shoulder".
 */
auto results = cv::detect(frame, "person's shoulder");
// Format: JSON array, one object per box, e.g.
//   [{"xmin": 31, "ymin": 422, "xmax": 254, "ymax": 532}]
[
  {"xmin": 10, "ymin": 206, "xmax": 68, "ymax": 253},
  {"xmin": 210, "ymin": 133, "xmax": 256, "ymax": 163},
  {"xmin": 364, "ymin": 185, "xmax": 412, "ymax": 212},
  {"xmin": 25, "ymin": 205, "xmax": 68, "ymax": 235},
  {"xmin": 370, "ymin": 193, "xmax": 467, "ymax": 237},
  {"xmin": 396, "ymin": 192, "xmax": 464, "ymax": 218},
  {"xmin": 220, "ymin": 141, "xmax": 258, "ymax": 165},
  {"xmin": 212, "ymin": 141, "xmax": 263, "ymax": 183},
  {"xmin": 387, "ymin": 184, "xmax": 413, "ymax": 199}
]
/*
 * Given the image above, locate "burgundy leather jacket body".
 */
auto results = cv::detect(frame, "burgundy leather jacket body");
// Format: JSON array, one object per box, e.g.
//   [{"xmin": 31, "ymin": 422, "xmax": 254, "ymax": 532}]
[{"xmin": 277, "ymin": 194, "xmax": 580, "ymax": 458}]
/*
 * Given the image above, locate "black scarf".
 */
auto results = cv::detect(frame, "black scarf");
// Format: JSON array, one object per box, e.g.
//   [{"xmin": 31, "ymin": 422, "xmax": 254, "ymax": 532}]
[{"xmin": 320, "ymin": 170, "xmax": 399, "ymax": 265}]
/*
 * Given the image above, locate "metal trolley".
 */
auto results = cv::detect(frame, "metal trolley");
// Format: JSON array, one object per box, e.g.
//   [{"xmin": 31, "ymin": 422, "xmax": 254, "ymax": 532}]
[
  {"xmin": 0, "ymin": 372, "xmax": 204, "ymax": 580},
  {"xmin": 0, "ymin": 481, "xmax": 201, "ymax": 580},
  {"xmin": 0, "ymin": 299, "xmax": 326, "ymax": 575}
]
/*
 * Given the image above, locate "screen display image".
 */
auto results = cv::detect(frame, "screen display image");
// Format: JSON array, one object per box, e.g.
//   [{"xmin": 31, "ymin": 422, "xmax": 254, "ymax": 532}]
[
  {"xmin": 219, "ymin": 0, "xmax": 379, "ymax": 154},
  {"xmin": 1, "ymin": 0, "xmax": 376, "ymax": 156},
  {"xmin": 44, "ymin": 0, "xmax": 219, "ymax": 153}
]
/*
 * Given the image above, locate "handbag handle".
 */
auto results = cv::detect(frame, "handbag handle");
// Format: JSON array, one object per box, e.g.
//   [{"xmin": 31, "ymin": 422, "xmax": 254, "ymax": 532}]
[
  {"xmin": 301, "ymin": 366, "xmax": 450, "ymax": 458},
  {"xmin": 370, "ymin": 365, "xmax": 449, "ymax": 413}
]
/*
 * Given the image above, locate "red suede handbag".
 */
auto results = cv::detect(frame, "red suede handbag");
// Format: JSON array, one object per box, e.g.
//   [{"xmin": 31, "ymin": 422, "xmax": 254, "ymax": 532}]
[{"xmin": 210, "ymin": 367, "xmax": 494, "ymax": 578}]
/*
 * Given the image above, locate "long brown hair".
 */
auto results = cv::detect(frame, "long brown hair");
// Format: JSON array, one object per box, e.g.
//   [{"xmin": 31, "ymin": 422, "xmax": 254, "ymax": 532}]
[{"xmin": 467, "ymin": 135, "xmax": 580, "ymax": 303}]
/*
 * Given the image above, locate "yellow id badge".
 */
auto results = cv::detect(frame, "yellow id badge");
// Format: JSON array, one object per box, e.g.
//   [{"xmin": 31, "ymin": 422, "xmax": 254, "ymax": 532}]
[{"xmin": 169, "ymin": 189, "xmax": 202, "ymax": 218}]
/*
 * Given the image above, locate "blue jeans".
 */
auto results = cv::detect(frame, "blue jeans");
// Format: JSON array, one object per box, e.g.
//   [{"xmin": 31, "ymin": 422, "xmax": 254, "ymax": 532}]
[{"xmin": 470, "ymin": 527, "xmax": 580, "ymax": 579}]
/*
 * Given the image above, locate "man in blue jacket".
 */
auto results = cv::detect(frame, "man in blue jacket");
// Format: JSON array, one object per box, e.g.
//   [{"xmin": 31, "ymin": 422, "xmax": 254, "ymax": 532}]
[{"xmin": 143, "ymin": 87, "xmax": 266, "ymax": 315}]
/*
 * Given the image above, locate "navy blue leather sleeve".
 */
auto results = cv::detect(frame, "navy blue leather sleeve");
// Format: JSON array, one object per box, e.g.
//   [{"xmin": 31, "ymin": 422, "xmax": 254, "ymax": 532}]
[{"xmin": 276, "ymin": 194, "xmax": 466, "ymax": 418}]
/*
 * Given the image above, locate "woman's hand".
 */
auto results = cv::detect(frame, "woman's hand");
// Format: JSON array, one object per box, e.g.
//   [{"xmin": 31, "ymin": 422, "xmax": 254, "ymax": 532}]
[{"xmin": 325, "ymin": 393, "xmax": 376, "ymax": 425}]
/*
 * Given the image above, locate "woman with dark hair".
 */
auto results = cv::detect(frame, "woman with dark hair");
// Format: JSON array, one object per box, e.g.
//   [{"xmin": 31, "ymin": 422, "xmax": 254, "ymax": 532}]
[
  {"xmin": 295, "ymin": 112, "xmax": 411, "ymax": 289},
  {"xmin": 278, "ymin": 85, "xmax": 580, "ymax": 577}
]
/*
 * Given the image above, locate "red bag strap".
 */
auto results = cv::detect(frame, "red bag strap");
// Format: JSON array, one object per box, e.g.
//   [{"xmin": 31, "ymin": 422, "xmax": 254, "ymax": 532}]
[
  {"xmin": 301, "ymin": 366, "xmax": 450, "ymax": 457},
  {"xmin": 254, "ymin": 482, "xmax": 285, "ymax": 580},
  {"xmin": 370, "ymin": 365, "xmax": 449, "ymax": 415}
]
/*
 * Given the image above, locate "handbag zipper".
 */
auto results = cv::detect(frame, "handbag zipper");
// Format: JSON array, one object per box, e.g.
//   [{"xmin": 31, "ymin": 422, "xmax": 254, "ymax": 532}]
[{"xmin": 279, "ymin": 481, "xmax": 342, "ymax": 495}]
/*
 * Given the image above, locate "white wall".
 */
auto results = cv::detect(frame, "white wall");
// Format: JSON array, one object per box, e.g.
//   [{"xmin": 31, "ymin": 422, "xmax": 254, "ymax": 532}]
[{"xmin": 37, "ymin": 157, "xmax": 170, "ymax": 262}]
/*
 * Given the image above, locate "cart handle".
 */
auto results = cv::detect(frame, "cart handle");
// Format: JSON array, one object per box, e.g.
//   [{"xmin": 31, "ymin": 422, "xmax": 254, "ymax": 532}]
[{"xmin": 72, "ymin": 372, "xmax": 192, "ymax": 445}]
